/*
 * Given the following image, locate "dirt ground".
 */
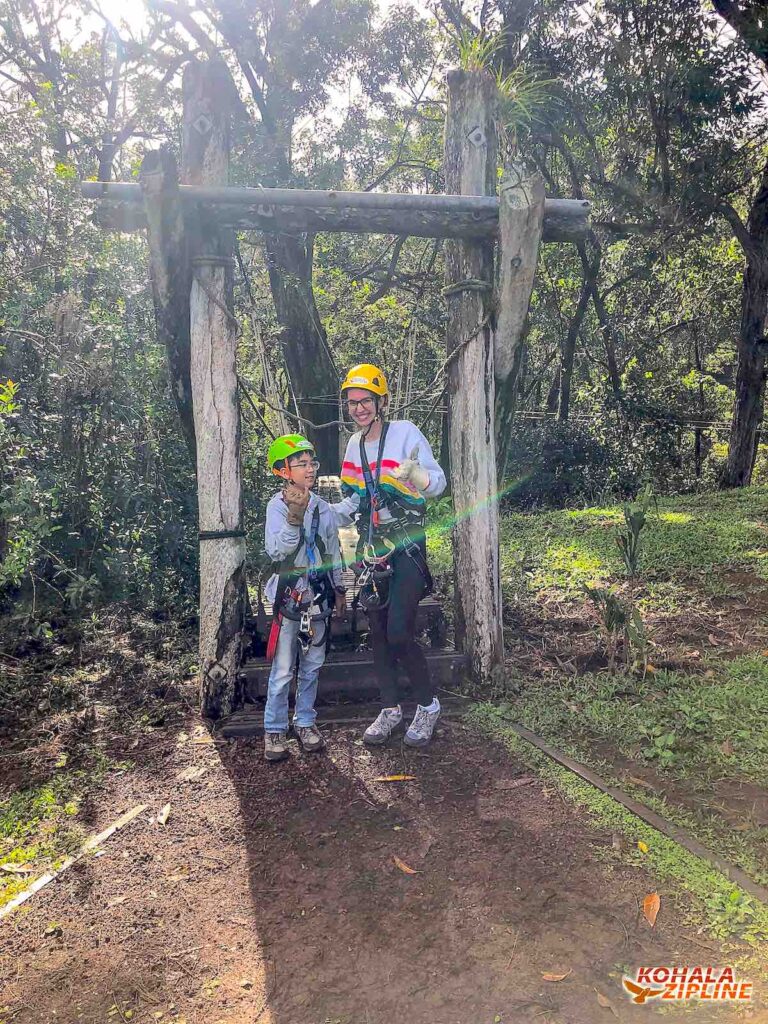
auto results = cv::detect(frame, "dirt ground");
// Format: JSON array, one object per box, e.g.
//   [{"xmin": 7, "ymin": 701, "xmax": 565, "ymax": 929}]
[{"xmin": 1, "ymin": 712, "xmax": 764, "ymax": 1024}]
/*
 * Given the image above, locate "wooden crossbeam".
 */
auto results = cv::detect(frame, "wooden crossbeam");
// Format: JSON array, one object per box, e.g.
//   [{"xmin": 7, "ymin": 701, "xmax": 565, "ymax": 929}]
[{"xmin": 80, "ymin": 181, "xmax": 589, "ymax": 242}]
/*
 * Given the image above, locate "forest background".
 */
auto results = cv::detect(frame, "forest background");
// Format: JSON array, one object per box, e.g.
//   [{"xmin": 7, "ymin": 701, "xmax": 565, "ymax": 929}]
[{"xmin": 2, "ymin": 0, "xmax": 768, "ymax": 630}]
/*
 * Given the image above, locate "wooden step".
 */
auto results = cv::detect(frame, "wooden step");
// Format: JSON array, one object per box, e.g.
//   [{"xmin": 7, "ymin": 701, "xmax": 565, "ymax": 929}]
[
  {"xmin": 239, "ymin": 647, "xmax": 468, "ymax": 701},
  {"xmin": 217, "ymin": 693, "xmax": 471, "ymax": 738}
]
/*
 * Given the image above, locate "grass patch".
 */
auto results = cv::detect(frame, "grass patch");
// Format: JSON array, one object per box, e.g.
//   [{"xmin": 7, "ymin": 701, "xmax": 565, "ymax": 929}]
[
  {"xmin": 428, "ymin": 486, "xmax": 768, "ymax": 603},
  {"xmin": 467, "ymin": 702, "xmax": 768, "ymax": 952},
  {"xmin": 0, "ymin": 761, "xmax": 115, "ymax": 908},
  {"xmin": 494, "ymin": 655, "xmax": 768, "ymax": 883},
  {"xmin": 506, "ymin": 655, "xmax": 768, "ymax": 785}
]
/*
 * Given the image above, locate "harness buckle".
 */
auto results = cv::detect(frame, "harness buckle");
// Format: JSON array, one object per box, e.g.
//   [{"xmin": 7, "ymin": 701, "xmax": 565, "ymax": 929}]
[{"xmin": 298, "ymin": 608, "xmax": 313, "ymax": 653}]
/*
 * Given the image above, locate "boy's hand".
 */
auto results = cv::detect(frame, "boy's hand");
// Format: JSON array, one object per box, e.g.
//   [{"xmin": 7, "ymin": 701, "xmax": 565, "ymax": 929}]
[
  {"xmin": 334, "ymin": 590, "xmax": 347, "ymax": 617},
  {"xmin": 391, "ymin": 445, "xmax": 430, "ymax": 492},
  {"xmin": 283, "ymin": 482, "xmax": 309, "ymax": 525}
]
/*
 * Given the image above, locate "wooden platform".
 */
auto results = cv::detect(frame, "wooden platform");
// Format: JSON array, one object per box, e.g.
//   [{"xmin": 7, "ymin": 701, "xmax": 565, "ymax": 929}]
[
  {"xmin": 217, "ymin": 693, "xmax": 471, "ymax": 738},
  {"xmin": 239, "ymin": 647, "xmax": 468, "ymax": 702}
]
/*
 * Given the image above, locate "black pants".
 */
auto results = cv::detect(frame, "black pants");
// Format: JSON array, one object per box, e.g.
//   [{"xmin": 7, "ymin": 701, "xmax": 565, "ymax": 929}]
[{"xmin": 367, "ymin": 546, "xmax": 433, "ymax": 707}]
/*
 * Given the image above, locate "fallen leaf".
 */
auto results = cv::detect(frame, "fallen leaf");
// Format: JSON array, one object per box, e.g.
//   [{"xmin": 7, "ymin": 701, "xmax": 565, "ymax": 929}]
[
  {"xmin": 175, "ymin": 766, "xmax": 207, "ymax": 782},
  {"xmin": 393, "ymin": 855, "xmax": 417, "ymax": 875},
  {"xmin": 645, "ymin": 664, "xmax": 656, "ymax": 674},
  {"xmin": 374, "ymin": 775, "xmax": 416, "ymax": 782},
  {"xmin": 157, "ymin": 803, "xmax": 171, "ymax": 825},
  {"xmin": 708, "ymin": 634, "xmax": 721, "ymax": 646},
  {"xmin": 596, "ymin": 990, "xmax": 619, "ymax": 1017},
  {"xmin": 494, "ymin": 776, "xmax": 535, "ymax": 791},
  {"xmin": 627, "ymin": 775, "xmax": 657, "ymax": 791},
  {"xmin": 167, "ymin": 873, "xmax": 190, "ymax": 883},
  {"xmin": 637, "ymin": 840, "xmax": 649, "ymax": 854},
  {"xmin": 1, "ymin": 863, "xmax": 32, "ymax": 874},
  {"xmin": 720, "ymin": 739, "xmax": 734, "ymax": 756},
  {"xmin": 542, "ymin": 969, "xmax": 572, "ymax": 982},
  {"xmin": 643, "ymin": 892, "xmax": 660, "ymax": 927},
  {"xmin": 108, "ymin": 895, "xmax": 129, "ymax": 907}
]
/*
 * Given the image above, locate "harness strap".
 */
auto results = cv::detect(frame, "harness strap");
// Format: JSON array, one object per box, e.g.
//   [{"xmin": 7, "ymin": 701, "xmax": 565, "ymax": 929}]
[{"xmin": 359, "ymin": 421, "xmax": 389, "ymax": 550}]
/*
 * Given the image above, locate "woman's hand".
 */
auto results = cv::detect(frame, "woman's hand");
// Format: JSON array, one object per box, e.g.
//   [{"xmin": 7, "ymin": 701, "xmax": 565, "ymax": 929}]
[{"xmin": 391, "ymin": 445, "xmax": 430, "ymax": 491}]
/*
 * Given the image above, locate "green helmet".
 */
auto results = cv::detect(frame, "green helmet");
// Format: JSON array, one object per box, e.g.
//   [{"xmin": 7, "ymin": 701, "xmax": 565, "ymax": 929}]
[{"xmin": 267, "ymin": 433, "xmax": 315, "ymax": 474}]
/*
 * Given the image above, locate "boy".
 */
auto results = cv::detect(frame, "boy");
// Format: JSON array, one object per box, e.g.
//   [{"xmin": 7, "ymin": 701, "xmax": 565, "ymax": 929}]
[{"xmin": 263, "ymin": 434, "xmax": 347, "ymax": 762}]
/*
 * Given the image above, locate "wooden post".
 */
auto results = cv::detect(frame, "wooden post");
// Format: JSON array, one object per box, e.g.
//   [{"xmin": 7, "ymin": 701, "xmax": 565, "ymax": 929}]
[
  {"xmin": 182, "ymin": 59, "xmax": 245, "ymax": 720},
  {"xmin": 494, "ymin": 165, "xmax": 545, "ymax": 382},
  {"xmin": 443, "ymin": 69, "xmax": 503, "ymax": 683}
]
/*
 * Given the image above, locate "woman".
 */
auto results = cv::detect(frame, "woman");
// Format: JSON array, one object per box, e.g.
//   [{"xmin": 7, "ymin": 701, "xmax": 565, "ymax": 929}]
[{"xmin": 339, "ymin": 363, "xmax": 447, "ymax": 747}]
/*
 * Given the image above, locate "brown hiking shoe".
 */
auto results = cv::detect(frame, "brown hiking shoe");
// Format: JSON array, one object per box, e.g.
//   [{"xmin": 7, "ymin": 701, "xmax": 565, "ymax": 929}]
[
  {"xmin": 264, "ymin": 731, "xmax": 289, "ymax": 762},
  {"xmin": 295, "ymin": 724, "xmax": 325, "ymax": 753}
]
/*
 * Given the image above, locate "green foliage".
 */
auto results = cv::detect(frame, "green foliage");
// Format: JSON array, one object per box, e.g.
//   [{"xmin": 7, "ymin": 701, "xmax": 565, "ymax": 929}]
[
  {"xmin": 582, "ymin": 584, "xmax": 648, "ymax": 671},
  {"xmin": 616, "ymin": 483, "xmax": 654, "ymax": 576},
  {"xmin": 455, "ymin": 29, "xmax": 504, "ymax": 72}
]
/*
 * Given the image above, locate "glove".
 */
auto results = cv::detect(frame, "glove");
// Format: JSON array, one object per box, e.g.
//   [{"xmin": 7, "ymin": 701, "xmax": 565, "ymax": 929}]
[
  {"xmin": 391, "ymin": 445, "xmax": 430, "ymax": 492},
  {"xmin": 283, "ymin": 482, "xmax": 309, "ymax": 526}
]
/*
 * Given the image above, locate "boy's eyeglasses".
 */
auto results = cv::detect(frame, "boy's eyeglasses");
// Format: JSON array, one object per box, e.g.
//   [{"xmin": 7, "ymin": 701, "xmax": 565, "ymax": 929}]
[
  {"xmin": 346, "ymin": 396, "xmax": 375, "ymax": 411},
  {"xmin": 290, "ymin": 458, "xmax": 320, "ymax": 470}
]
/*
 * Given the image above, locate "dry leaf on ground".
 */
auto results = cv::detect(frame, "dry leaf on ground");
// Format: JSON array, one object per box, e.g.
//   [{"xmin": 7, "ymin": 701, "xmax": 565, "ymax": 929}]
[
  {"xmin": 393, "ymin": 855, "xmax": 417, "ymax": 874},
  {"xmin": 374, "ymin": 775, "xmax": 416, "ymax": 783},
  {"xmin": 542, "ymin": 969, "xmax": 572, "ymax": 982},
  {"xmin": 643, "ymin": 892, "xmax": 660, "ymax": 927},
  {"xmin": 157, "ymin": 803, "xmax": 171, "ymax": 825}
]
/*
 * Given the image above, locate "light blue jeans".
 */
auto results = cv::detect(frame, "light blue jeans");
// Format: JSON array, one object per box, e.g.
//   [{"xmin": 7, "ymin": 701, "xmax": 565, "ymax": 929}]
[{"xmin": 264, "ymin": 616, "xmax": 327, "ymax": 733}]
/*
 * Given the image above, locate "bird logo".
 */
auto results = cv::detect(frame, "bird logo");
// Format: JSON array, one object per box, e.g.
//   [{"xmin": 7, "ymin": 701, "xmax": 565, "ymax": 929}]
[{"xmin": 623, "ymin": 977, "xmax": 665, "ymax": 1003}]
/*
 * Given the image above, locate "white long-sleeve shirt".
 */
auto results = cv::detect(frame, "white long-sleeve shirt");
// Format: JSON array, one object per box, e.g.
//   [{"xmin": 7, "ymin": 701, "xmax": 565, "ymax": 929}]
[
  {"xmin": 340, "ymin": 419, "xmax": 446, "ymax": 524},
  {"xmin": 263, "ymin": 490, "xmax": 344, "ymax": 604}
]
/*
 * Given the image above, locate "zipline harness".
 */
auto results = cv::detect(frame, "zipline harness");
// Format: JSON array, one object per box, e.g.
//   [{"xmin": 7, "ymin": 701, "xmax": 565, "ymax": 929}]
[{"xmin": 267, "ymin": 503, "xmax": 334, "ymax": 659}]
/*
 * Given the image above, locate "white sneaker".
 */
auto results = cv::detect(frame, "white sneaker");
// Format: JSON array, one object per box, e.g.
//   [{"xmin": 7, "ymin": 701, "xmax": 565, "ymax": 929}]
[
  {"xmin": 363, "ymin": 705, "xmax": 403, "ymax": 745},
  {"xmin": 404, "ymin": 699, "xmax": 441, "ymax": 748}
]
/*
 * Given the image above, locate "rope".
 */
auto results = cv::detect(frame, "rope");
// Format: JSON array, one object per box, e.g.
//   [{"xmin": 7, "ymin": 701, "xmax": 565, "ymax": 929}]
[
  {"xmin": 199, "ymin": 529, "xmax": 246, "ymax": 541},
  {"xmin": 237, "ymin": 375, "xmax": 276, "ymax": 440},
  {"xmin": 391, "ymin": 313, "xmax": 493, "ymax": 416},
  {"xmin": 442, "ymin": 277, "xmax": 492, "ymax": 298}
]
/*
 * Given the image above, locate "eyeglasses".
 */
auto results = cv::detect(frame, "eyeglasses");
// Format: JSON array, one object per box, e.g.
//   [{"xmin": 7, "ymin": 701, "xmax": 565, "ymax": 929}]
[
  {"xmin": 346, "ymin": 396, "xmax": 375, "ymax": 411},
  {"xmin": 290, "ymin": 458, "xmax": 320, "ymax": 470}
]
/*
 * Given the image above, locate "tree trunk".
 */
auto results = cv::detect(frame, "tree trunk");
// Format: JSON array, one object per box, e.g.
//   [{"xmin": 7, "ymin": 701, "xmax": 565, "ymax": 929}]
[
  {"xmin": 722, "ymin": 160, "xmax": 768, "ymax": 488},
  {"xmin": 559, "ymin": 271, "xmax": 593, "ymax": 421},
  {"xmin": 263, "ymin": 231, "xmax": 339, "ymax": 469},
  {"xmin": 444, "ymin": 68, "xmax": 503, "ymax": 684},
  {"xmin": 139, "ymin": 148, "xmax": 196, "ymax": 463},
  {"xmin": 183, "ymin": 59, "xmax": 245, "ymax": 720}
]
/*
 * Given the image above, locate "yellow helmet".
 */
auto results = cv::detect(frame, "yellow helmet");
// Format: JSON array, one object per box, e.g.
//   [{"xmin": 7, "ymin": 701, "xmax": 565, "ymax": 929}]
[{"xmin": 340, "ymin": 363, "xmax": 389, "ymax": 398}]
